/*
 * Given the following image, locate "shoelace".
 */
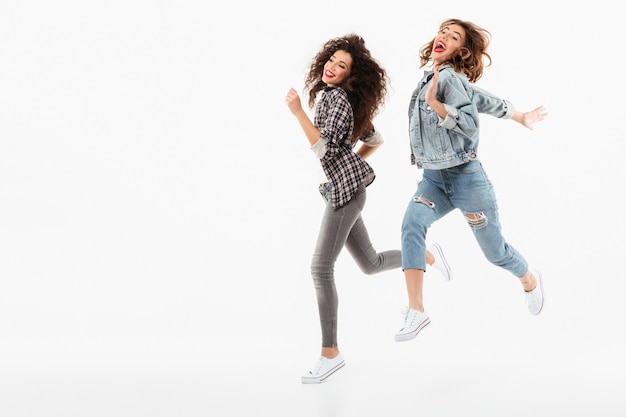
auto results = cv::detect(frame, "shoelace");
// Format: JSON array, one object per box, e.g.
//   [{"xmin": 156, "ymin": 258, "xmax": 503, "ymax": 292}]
[
  {"xmin": 399, "ymin": 306, "xmax": 415, "ymax": 328},
  {"xmin": 525, "ymin": 290, "xmax": 539, "ymax": 306},
  {"xmin": 309, "ymin": 357, "xmax": 326, "ymax": 375}
]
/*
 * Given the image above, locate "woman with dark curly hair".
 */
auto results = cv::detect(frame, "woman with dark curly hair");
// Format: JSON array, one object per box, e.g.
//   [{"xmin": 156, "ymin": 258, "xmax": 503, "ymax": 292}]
[
  {"xmin": 395, "ymin": 19, "xmax": 548, "ymax": 343},
  {"xmin": 285, "ymin": 34, "xmax": 452, "ymax": 384}
]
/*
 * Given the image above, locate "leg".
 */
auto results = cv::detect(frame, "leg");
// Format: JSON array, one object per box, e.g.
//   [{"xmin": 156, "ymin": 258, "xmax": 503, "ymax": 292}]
[
  {"xmin": 449, "ymin": 161, "xmax": 544, "ymax": 314},
  {"xmin": 395, "ymin": 173, "xmax": 453, "ymax": 342},
  {"xmin": 404, "ymin": 268, "xmax": 425, "ymax": 311},
  {"xmin": 449, "ymin": 161, "xmax": 528, "ymax": 278},
  {"xmin": 346, "ymin": 213, "xmax": 439, "ymax": 277},
  {"xmin": 343, "ymin": 187, "xmax": 441, "ymax": 276},
  {"xmin": 344, "ymin": 187, "xmax": 402, "ymax": 274},
  {"xmin": 303, "ymin": 185, "xmax": 366, "ymax": 383},
  {"xmin": 310, "ymin": 185, "xmax": 367, "ymax": 352},
  {"xmin": 400, "ymin": 173, "xmax": 453, "ymax": 309}
]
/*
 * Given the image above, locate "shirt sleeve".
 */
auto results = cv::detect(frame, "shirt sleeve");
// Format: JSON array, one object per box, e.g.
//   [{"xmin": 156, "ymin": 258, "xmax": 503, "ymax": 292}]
[
  {"xmin": 360, "ymin": 129, "xmax": 383, "ymax": 147},
  {"xmin": 310, "ymin": 137, "xmax": 328, "ymax": 159},
  {"xmin": 317, "ymin": 90, "xmax": 353, "ymax": 161}
]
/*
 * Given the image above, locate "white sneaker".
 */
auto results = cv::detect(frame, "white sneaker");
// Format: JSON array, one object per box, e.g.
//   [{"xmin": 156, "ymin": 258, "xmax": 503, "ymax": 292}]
[
  {"xmin": 395, "ymin": 307, "xmax": 430, "ymax": 342},
  {"xmin": 525, "ymin": 269, "xmax": 544, "ymax": 315},
  {"xmin": 427, "ymin": 242, "xmax": 453, "ymax": 281},
  {"xmin": 301, "ymin": 353, "xmax": 345, "ymax": 384}
]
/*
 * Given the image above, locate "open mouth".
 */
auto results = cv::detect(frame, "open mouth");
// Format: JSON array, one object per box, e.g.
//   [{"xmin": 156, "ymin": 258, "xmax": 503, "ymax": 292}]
[
  {"xmin": 324, "ymin": 70, "xmax": 335, "ymax": 78},
  {"xmin": 433, "ymin": 40, "xmax": 446, "ymax": 53}
]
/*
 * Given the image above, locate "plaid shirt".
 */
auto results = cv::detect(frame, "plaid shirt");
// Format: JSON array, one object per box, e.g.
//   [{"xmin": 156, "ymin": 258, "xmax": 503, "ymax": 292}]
[{"xmin": 314, "ymin": 86, "xmax": 375, "ymax": 208}]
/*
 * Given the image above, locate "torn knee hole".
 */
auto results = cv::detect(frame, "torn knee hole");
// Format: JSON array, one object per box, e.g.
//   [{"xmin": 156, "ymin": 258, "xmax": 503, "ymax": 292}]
[
  {"xmin": 465, "ymin": 212, "xmax": 488, "ymax": 228},
  {"xmin": 414, "ymin": 196, "xmax": 435, "ymax": 208}
]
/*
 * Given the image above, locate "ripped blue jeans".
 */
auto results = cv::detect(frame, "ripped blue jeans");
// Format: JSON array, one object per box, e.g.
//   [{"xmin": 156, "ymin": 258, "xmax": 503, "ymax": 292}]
[{"xmin": 401, "ymin": 160, "xmax": 528, "ymax": 277}]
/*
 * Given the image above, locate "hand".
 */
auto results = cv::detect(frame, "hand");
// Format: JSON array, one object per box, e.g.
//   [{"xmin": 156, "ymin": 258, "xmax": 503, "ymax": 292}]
[
  {"xmin": 285, "ymin": 88, "xmax": 303, "ymax": 115},
  {"xmin": 424, "ymin": 65, "xmax": 440, "ymax": 106},
  {"xmin": 517, "ymin": 105, "xmax": 548, "ymax": 130}
]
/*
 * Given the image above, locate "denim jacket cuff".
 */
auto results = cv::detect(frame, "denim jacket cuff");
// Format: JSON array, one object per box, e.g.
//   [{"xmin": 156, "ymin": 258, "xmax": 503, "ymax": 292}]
[
  {"xmin": 501, "ymin": 99, "xmax": 515, "ymax": 119},
  {"xmin": 438, "ymin": 103, "xmax": 458, "ymax": 129}
]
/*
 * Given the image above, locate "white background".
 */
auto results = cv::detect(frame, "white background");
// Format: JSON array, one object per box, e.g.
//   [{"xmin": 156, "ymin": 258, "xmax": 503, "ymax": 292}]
[{"xmin": 1, "ymin": 1, "xmax": 624, "ymax": 416}]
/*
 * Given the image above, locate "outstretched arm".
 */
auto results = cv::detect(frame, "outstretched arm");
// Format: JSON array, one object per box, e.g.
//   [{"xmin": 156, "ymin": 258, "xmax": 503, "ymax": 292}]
[
  {"xmin": 472, "ymin": 84, "xmax": 548, "ymax": 130},
  {"xmin": 511, "ymin": 105, "xmax": 548, "ymax": 130}
]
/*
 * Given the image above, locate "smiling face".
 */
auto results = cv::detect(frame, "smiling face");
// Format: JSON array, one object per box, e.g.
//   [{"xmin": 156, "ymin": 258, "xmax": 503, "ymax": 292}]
[
  {"xmin": 431, "ymin": 23, "xmax": 466, "ymax": 64},
  {"xmin": 322, "ymin": 49, "xmax": 352, "ymax": 87}
]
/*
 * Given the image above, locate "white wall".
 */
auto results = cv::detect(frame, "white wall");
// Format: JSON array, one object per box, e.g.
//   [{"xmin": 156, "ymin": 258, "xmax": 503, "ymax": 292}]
[{"xmin": 1, "ymin": 1, "xmax": 624, "ymax": 416}]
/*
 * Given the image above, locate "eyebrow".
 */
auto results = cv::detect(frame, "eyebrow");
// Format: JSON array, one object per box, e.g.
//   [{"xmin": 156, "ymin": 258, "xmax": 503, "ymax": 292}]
[
  {"xmin": 331, "ymin": 54, "xmax": 349, "ymax": 67},
  {"xmin": 442, "ymin": 26, "xmax": 463, "ymax": 39}
]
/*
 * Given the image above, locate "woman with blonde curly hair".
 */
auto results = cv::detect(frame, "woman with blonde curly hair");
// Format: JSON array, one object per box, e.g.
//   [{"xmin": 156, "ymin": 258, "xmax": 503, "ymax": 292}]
[
  {"xmin": 285, "ymin": 34, "xmax": 452, "ymax": 384},
  {"xmin": 395, "ymin": 19, "xmax": 548, "ymax": 343}
]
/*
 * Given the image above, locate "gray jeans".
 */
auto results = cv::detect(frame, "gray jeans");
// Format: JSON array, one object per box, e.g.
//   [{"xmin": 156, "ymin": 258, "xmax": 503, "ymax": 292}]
[{"xmin": 312, "ymin": 183, "xmax": 401, "ymax": 347}]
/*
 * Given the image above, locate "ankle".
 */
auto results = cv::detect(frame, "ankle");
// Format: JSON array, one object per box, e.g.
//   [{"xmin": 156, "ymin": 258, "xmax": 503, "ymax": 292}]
[
  {"xmin": 321, "ymin": 347, "xmax": 340, "ymax": 359},
  {"xmin": 520, "ymin": 271, "xmax": 536, "ymax": 292},
  {"xmin": 426, "ymin": 250, "xmax": 434, "ymax": 266}
]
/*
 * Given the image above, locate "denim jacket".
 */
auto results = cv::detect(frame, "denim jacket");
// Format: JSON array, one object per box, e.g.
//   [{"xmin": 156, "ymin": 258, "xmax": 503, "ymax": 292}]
[{"xmin": 408, "ymin": 65, "xmax": 515, "ymax": 169}]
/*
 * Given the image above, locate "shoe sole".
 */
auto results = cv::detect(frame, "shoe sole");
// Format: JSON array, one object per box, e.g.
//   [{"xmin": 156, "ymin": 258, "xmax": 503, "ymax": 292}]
[
  {"xmin": 430, "ymin": 242, "xmax": 452, "ymax": 281},
  {"xmin": 394, "ymin": 317, "xmax": 431, "ymax": 342},
  {"xmin": 530, "ymin": 269, "xmax": 544, "ymax": 315},
  {"xmin": 301, "ymin": 360, "xmax": 345, "ymax": 384}
]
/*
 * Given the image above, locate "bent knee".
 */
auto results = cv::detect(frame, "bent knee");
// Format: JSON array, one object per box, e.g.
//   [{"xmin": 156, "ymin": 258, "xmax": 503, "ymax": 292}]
[{"xmin": 464, "ymin": 211, "xmax": 488, "ymax": 229}]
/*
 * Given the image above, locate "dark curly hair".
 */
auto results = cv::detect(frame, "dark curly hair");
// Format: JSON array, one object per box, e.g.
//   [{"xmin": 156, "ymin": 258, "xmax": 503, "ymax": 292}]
[
  {"xmin": 303, "ymin": 34, "xmax": 388, "ymax": 143},
  {"xmin": 419, "ymin": 18, "xmax": 492, "ymax": 83}
]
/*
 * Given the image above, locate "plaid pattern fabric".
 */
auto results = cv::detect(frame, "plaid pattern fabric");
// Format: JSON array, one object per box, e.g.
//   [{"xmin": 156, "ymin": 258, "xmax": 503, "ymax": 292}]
[{"xmin": 315, "ymin": 87, "xmax": 375, "ymax": 208}]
